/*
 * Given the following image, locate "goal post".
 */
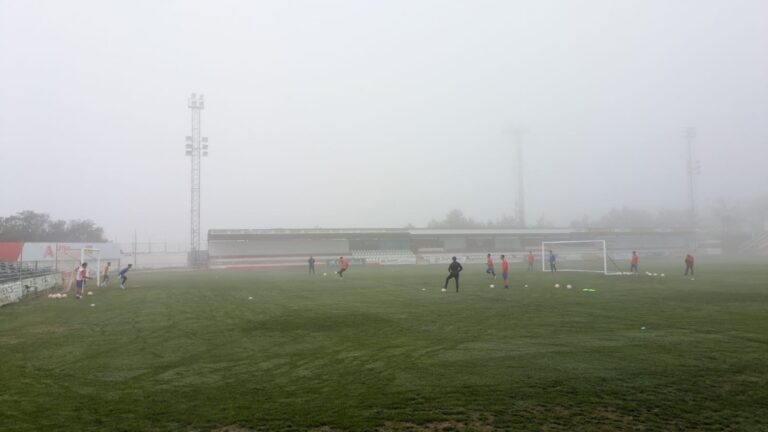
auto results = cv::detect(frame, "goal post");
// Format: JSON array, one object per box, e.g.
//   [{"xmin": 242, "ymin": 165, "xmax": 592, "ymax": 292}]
[
  {"xmin": 541, "ymin": 240, "xmax": 621, "ymax": 275},
  {"xmin": 80, "ymin": 248, "xmax": 101, "ymax": 287}
]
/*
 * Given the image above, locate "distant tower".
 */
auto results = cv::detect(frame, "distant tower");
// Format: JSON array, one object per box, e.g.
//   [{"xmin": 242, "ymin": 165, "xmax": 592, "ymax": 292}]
[
  {"xmin": 685, "ymin": 127, "xmax": 700, "ymax": 229},
  {"xmin": 512, "ymin": 128, "xmax": 527, "ymax": 227},
  {"xmin": 185, "ymin": 94, "xmax": 209, "ymax": 266}
]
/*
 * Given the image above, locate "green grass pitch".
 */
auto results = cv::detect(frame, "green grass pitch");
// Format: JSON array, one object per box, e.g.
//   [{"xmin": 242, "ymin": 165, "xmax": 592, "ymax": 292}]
[{"xmin": 1, "ymin": 259, "xmax": 767, "ymax": 431}]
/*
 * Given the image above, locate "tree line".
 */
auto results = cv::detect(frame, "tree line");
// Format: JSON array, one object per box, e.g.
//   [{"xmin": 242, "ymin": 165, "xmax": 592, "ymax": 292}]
[{"xmin": 0, "ymin": 211, "xmax": 106, "ymax": 242}]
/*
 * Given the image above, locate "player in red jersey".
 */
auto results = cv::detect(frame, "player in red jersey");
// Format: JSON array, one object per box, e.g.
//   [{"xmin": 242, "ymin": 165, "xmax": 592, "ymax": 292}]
[
  {"xmin": 630, "ymin": 251, "xmax": 639, "ymax": 273},
  {"xmin": 501, "ymin": 254, "xmax": 510, "ymax": 289},
  {"xmin": 336, "ymin": 256, "xmax": 350, "ymax": 278},
  {"xmin": 486, "ymin": 253, "xmax": 496, "ymax": 279}
]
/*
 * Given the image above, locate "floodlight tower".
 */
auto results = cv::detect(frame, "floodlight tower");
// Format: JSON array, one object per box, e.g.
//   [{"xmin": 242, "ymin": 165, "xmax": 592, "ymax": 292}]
[
  {"xmin": 684, "ymin": 127, "xmax": 700, "ymax": 229},
  {"xmin": 185, "ymin": 93, "xmax": 209, "ymax": 266},
  {"xmin": 512, "ymin": 128, "xmax": 527, "ymax": 227}
]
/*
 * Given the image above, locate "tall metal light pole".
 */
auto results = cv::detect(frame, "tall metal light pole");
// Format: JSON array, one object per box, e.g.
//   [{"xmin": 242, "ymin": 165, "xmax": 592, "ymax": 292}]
[
  {"xmin": 512, "ymin": 128, "xmax": 527, "ymax": 227},
  {"xmin": 685, "ymin": 127, "xmax": 700, "ymax": 228},
  {"xmin": 185, "ymin": 93, "xmax": 209, "ymax": 266}
]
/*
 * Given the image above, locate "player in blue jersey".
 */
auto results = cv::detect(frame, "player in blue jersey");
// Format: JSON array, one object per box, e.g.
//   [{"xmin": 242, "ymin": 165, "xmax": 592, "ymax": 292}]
[{"xmin": 119, "ymin": 264, "xmax": 133, "ymax": 289}]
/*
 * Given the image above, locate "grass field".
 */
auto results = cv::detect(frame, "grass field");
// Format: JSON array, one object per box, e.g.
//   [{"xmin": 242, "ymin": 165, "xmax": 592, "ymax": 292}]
[{"xmin": 1, "ymin": 259, "xmax": 767, "ymax": 431}]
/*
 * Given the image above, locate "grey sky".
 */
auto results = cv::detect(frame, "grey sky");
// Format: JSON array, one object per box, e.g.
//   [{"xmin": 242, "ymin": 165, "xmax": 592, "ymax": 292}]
[{"xmin": 1, "ymin": 0, "xmax": 767, "ymax": 245}]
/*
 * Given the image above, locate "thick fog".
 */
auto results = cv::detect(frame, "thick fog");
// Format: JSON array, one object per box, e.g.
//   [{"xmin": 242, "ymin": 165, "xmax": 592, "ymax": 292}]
[{"xmin": 1, "ymin": 0, "xmax": 767, "ymax": 245}]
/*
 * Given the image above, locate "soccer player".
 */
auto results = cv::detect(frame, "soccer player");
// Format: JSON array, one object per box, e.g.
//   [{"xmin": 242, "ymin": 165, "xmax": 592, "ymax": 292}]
[
  {"xmin": 486, "ymin": 253, "xmax": 496, "ymax": 279},
  {"xmin": 630, "ymin": 251, "xmax": 639, "ymax": 273},
  {"xmin": 684, "ymin": 254, "xmax": 694, "ymax": 276},
  {"xmin": 501, "ymin": 254, "xmax": 509, "ymax": 289},
  {"xmin": 527, "ymin": 251, "xmax": 535, "ymax": 271},
  {"xmin": 101, "ymin": 261, "xmax": 111, "ymax": 286},
  {"xmin": 308, "ymin": 256, "xmax": 316, "ymax": 275},
  {"xmin": 336, "ymin": 256, "xmax": 349, "ymax": 278},
  {"xmin": 444, "ymin": 256, "xmax": 463, "ymax": 292},
  {"xmin": 75, "ymin": 262, "xmax": 91, "ymax": 299},
  {"xmin": 549, "ymin": 250, "xmax": 557, "ymax": 272},
  {"xmin": 119, "ymin": 264, "xmax": 133, "ymax": 289}
]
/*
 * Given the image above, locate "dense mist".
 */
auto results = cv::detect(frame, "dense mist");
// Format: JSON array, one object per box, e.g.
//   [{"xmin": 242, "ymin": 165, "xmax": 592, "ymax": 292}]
[{"xmin": 1, "ymin": 0, "xmax": 766, "ymax": 245}]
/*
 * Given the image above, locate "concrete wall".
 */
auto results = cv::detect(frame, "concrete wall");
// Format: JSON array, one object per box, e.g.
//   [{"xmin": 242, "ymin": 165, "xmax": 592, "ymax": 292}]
[{"xmin": 0, "ymin": 273, "xmax": 59, "ymax": 307}]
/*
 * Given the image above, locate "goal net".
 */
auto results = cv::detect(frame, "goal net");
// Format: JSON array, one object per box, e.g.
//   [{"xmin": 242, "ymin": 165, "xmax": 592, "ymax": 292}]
[
  {"xmin": 541, "ymin": 240, "xmax": 620, "ymax": 275},
  {"xmin": 58, "ymin": 247, "xmax": 102, "ymax": 289}
]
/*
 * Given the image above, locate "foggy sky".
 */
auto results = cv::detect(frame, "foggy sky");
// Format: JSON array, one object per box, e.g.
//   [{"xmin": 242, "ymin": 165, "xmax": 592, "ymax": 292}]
[{"xmin": 1, "ymin": 0, "xmax": 767, "ymax": 245}]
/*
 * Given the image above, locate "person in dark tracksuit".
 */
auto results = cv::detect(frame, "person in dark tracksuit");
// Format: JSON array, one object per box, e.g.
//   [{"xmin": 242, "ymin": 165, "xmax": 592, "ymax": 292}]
[
  {"xmin": 444, "ymin": 256, "xmax": 463, "ymax": 292},
  {"xmin": 308, "ymin": 256, "xmax": 316, "ymax": 274}
]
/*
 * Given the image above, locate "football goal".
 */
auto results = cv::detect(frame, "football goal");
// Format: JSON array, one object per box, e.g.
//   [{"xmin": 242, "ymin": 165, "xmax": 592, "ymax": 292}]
[
  {"xmin": 541, "ymin": 240, "xmax": 621, "ymax": 275},
  {"xmin": 58, "ymin": 247, "xmax": 102, "ymax": 288}
]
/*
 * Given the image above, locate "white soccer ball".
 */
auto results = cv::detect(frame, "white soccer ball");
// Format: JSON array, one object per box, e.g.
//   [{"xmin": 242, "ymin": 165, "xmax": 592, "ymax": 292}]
[
  {"xmin": 660, "ymin": 273, "xmax": 665, "ymax": 277},
  {"xmin": 323, "ymin": 273, "xmax": 327, "ymax": 276},
  {"xmin": 524, "ymin": 284, "xmax": 528, "ymax": 288},
  {"xmin": 90, "ymin": 304, "xmax": 95, "ymax": 307},
  {"xmin": 566, "ymin": 284, "xmax": 573, "ymax": 289},
  {"xmin": 248, "ymin": 296, "xmax": 253, "ymax": 300},
  {"xmin": 489, "ymin": 284, "xmax": 495, "ymax": 288},
  {"xmin": 554, "ymin": 284, "xmax": 560, "ymax": 288},
  {"xmin": 421, "ymin": 288, "xmax": 426, "ymax": 291},
  {"xmin": 441, "ymin": 288, "xmax": 447, "ymax": 292},
  {"xmin": 87, "ymin": 291, "xmax": 93, "ymax": 296},
  {"xmin": 641, "ymin": 326, "xmax": 646, "ymax": 330}
]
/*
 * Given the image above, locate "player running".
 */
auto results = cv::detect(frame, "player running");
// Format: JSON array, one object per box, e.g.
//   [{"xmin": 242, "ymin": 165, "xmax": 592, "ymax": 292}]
[
  {"xmin": 486, "ymin": 253, "xmax": 496, "ymax": 279},
  {"xmin": 336, "ymin": 257, "xmax": 349, "ymax": 278},
  {"xmin": 630, "ymin": 251, "xmax": 639, "ymax": 273},
  {"xmin": 75, "ymin": 262, "xmax": 91, "ymax": 299},
  {"xmin": 549, "ymin": 250, "xmax": 557, "ymax": 272},
  {"xmin": 444, "ymin": 256, "xmax": 463, "ymax": 292},
  {"xmin": 684, "ymin": 254, "xmax": 694, "ymax": 276},
  {"xmin": 527, "ymin": 251, "xmax": 535, "ymax": 271},
  {"xmin": 119, "ymin": 264, "xmax": 133, "ymax": 289},
  {"xmin": 501, "ymin": 254, "xmax": 509, "ymax": 289},
  {"xmin": 101, "ymin": 262, "xmax": 111, "ymax": 286}
]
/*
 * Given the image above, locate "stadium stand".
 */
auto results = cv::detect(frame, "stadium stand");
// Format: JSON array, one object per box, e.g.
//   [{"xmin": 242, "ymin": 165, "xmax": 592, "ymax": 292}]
[
  {"xmin": 351, "ymin": 249, "xmax": 416, "ymax": 265},
  {"xmin": 739, "ymin": 231, "xmax": 768, "ymax": 255},
  {"xmin": 0, "ymin": 261, "xmax": 57, "ymax": 284}
]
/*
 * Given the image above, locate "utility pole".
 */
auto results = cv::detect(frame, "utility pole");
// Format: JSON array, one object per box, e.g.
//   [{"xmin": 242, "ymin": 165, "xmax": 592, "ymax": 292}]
[
  {"xmin": 685, "ymin": 127, "xmax": 700, "ymax": 228},
  {"xmin": 512, "ymin": 128, "xmax": 527, "ymax": 227},
  {"xmin": 185, "ymin": 94, "xmax": 209, "ymax": 267}
]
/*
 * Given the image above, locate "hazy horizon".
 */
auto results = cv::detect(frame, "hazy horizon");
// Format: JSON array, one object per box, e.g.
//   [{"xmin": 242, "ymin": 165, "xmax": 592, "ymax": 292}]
[{"xmin": 2, "ymin": 0, "xmax": 767, "ymax": 245}]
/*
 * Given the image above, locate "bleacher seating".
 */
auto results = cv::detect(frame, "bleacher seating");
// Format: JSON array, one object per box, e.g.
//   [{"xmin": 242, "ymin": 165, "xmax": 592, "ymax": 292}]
[
  {"xmin": 0, "ymin": 261, "xmax": 56, "ymax": 283},
  {"xmin": 351, "ymin": 249, "xmax": 416, "ymax": 265}
]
